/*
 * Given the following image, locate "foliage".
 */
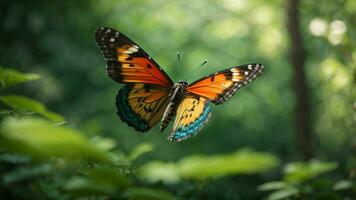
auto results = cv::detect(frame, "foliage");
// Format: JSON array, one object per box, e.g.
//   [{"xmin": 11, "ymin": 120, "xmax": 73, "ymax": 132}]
[
  {"xmin": 0, "ymin": 68, "xmax": 279, "ymax": 199},
  {"xmin": 139, "ymin": 149, "xmax": 279, "ymax": 183},
  {"xmin": 0, "ymin": 95, "xmax": 64, "ymax": 122},
  {"xmin": 259, "ymin": 160, "xmax": 355, "ymax": 200},
  {"xmin": 1, "ymin": 0, "xmax": 355, "ymax": 199},
  {"xmin": 0, "ymin": 117, "xmax": 115, "ymax": 164},
  {"xmin": 283, "ymin": 160, "xmax": 337, "ymax": 183},
  {"xmin": 0, "ymin": 67, "xmax": 40, "ymax": 89}
]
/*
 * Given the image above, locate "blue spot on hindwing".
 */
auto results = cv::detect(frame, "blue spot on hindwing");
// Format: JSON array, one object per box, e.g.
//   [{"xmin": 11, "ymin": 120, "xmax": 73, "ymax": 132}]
[{"xmin": 171, "ymin": 103, "xmax": 212, "ymax": 141}]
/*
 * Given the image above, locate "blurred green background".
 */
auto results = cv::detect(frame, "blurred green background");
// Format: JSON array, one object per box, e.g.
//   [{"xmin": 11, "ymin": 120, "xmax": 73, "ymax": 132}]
[{"xmin": 0, "ymin": 0, "xmax": 355, "ymax": 199}]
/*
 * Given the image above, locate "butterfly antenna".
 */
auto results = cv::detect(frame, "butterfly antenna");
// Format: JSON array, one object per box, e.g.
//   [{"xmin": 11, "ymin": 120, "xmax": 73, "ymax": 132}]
[
  {"xmin": 199, "ymin": 60, "xmax": 208, "ymax": 67},
  {"xmin": 186, "ymin": 59, "xmax": 208, "ymax": 82},
  {"xmin": 177, "ymin": 51, "xmax": 181, "ymax": 63}
]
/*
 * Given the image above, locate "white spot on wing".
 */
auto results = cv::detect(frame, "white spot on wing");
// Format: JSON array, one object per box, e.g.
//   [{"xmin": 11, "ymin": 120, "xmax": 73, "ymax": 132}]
[
  {"xmin": 231, "ymin": 68, "xmax": 239, "ymax": 73},
  {"xmin": 232, "ymin": 78, "xmax": 242, "ymax": 82},
  {"xmin": 129, "ymin": 46, "xmax": 138, "ymax": 52},
  {"xmin": 232, "ymin": 72, "xmax": 240, "ymax": 76}
]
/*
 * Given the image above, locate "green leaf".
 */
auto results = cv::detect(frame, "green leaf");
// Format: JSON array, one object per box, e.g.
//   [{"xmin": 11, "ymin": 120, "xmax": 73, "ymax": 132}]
[
  {"xmin": 284, "ymin": 160, "xmax": 337, "ymax": 183},
  {"xmin": 129, "ymin": 142, "xmax": 154, "ymax": 161},
  {"xmin": 139, "ymin": 149, "xmax": 279, "ymax": 182},
  {"xmin": 64, "ymin": 167, "xmax": 132, "ymax": 196},
  {"xmin": 266, "ymin": 188, "xmax": 299, "ymax": 200},
  {"xmin": 0, "ymin": 153, "xmax": 31, "ymax": 164},
  {"xmin": 178, "ymin": 149, "xmax": 279, "ymax": 179},
  {"xmin": 0, "ymin": 95, "xmax": 64, "ymax": 122},
  {"xmin": 0, "ymin": 95, "xmax": 46, "ymax": 112},
  {"xmin": 138, "ymin": 161, "xmax": 181, "ymax": 184},
  {"xmin": 0, "ymin": 110, "xmax": 13, "ymax": 116},
  {"xmin": 41, "ymin": 111, "xmax": 64, "ymax": 123},
  {"xmin": 0, "ymin": 117, "xmax": 115, "ymax": 164},
  {"xmin": 0, "ymin": 67, "xmax": 40, "ymax": 89},
  {"xmin": 333, "ymin": 180, "xmax": 353, "ymax": 190},
  {"xmin": 258, "ymin": 181, "xmax": 289, "ymax": 191},
  {"xmin": 90, "ymin": 137, "xmax": 117, "ymax": 151},
  {"xmin": 64, "ymin": 177, "xmax": 114, "ymax": 196},
  {"xmin": 126, "ymin": 187, "xmax": 175, "ymax": 200},
  {"xmin": 2, "ymin": 163, "xmax": 53, "ymax": 184},
  {"xmin": 85, "ymin": 167, "xmax": 132, "ymax": 189}
]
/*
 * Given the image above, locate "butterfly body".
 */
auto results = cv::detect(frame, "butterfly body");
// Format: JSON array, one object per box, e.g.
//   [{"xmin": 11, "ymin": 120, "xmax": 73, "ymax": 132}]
[
  {"xmin": 95, "ymin": 27, "xmax": 264, "ymax": 142},
  {"xmin": 160, "ymin": 80, "xmax": 188, "ymax": 132}
]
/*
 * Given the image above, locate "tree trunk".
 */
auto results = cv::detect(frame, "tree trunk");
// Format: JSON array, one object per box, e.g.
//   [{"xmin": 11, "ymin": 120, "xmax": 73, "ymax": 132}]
[{"xmin": 286, "ymin": 0, "xmax": 311, "ymax": 160}]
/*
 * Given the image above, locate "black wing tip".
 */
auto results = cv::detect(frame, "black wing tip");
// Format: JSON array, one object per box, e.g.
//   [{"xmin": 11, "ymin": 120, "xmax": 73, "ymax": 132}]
[
  {"xmin": 238, "ymin": 63, "xmax": 265, "ymax": 77},
  {"xmin": 94, "ymin": 26, "xmax": 120, "ymax": 42},
  {"xmin": 243, "ymin": 63, "xmax": 264, "ymax": 69},
  {"xmin": 95, "ymin": 26, "xmax": 117, "ymax": 33}
]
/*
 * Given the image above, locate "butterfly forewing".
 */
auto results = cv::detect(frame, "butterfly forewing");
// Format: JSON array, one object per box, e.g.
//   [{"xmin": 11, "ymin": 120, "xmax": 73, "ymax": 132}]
[
  {"xmin": 186, "ymin": 63, "xmax": 264, "ymax": 104},
  {"xmin": 95, "ymin": 27, "xmax": 173, "ymax": 87}
]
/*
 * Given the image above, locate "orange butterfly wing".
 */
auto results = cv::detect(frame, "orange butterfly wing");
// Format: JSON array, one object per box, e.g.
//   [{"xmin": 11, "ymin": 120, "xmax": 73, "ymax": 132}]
[
  {"xmin": 116, "ymin": 84, "xmax": 170, "ymax": 132},
  {"xmin": 186, "ymin": 64, "xmax": 264, "ymax": 104},
  {"xmin": 95, "ymin": 27, "xmax": 173, "ymax": 87},
  {"xmin": 95, "ymin": 27, "xmax": 173, "ymax": 132}
]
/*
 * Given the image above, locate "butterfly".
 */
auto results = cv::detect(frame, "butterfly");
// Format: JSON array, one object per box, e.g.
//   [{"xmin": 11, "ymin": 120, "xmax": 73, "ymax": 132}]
[{"xmin": 95, "ymin": 27, "xmax": 264, "ymax": 142}]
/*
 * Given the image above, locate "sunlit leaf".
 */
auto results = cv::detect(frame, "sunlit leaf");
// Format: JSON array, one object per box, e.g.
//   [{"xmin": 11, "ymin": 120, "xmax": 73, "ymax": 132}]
[
  {"xmin": 0, "ymin": 95, "xmax": 64, "ymax": 122},
  {"xmin": 284, "ymin": 160, "xmax": 337, "ymax": 183},
  {"xmin": 126, "ymin": 187, "xmax": 175, "ymax": 200},
  {"xmin": 41, "ymin": 111, "xmax": 65, "ymax": 123},
  {"xmin": 64, "ymin": 177, "xmax": 114, "ymax": 196},
  {"xmin": 0, "ymin": 117, "xmax": 115, "ymax": 164},
  {"xmin": 109, "ymin": 150, "xmax": 131, "ymax": 166},
  {"xmin": 129, "ymin": 142, "xmax": 154, "ymax": 161},
  {"xmin": 178, "ymin": 149, "xmax": 279, "ymax": 179},
  {"xmin": 266, "ymin": 188, "xmax": 299, "ymax": 200},
  {"xmin": 258, "ymin": 181, "xmax": 289, "ymax": 191},
  {"xmin": 333, "ymin": 180, "xmax": 353, "ymax": 190},
  {"xmin": 0, "ymin": 67, "xmax": 40, "ymax": 89},
  {"xmin": 139, "ymin": 149, "xmax": 279, "ymax": 182},
  {"xmin": 90, "ymin": 137, "xmax": 117, "ymax": 151},
  {"xmin": 1, "ymin": 95, "xmax": 46, "ymax": 112},
  {"xmin": 138, "ymin": 161, "xmax": 180, "ymax": 184}
]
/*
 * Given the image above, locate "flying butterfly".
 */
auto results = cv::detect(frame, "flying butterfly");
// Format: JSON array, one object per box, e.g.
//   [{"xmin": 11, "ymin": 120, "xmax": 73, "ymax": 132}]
[{"xmin": 95, "ymin": 27, "xmax": 264, "ymax": 142}]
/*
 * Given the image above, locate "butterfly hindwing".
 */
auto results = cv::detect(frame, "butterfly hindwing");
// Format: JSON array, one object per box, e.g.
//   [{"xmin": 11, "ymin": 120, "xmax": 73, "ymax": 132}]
[
  {"xmin": 185, "ymin": 63, "xmax": 264, "ymax": 104},
  {"xmin": 168, "ymin": 96, "xmax": 212, "ymax": 142},
  {"xmin": 95, "ymin": 27, "xmax": 173, "ymax": 87},
  {"xmin": 116, "ymin": 84, "xmax": 170, "ymax": 132}
]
